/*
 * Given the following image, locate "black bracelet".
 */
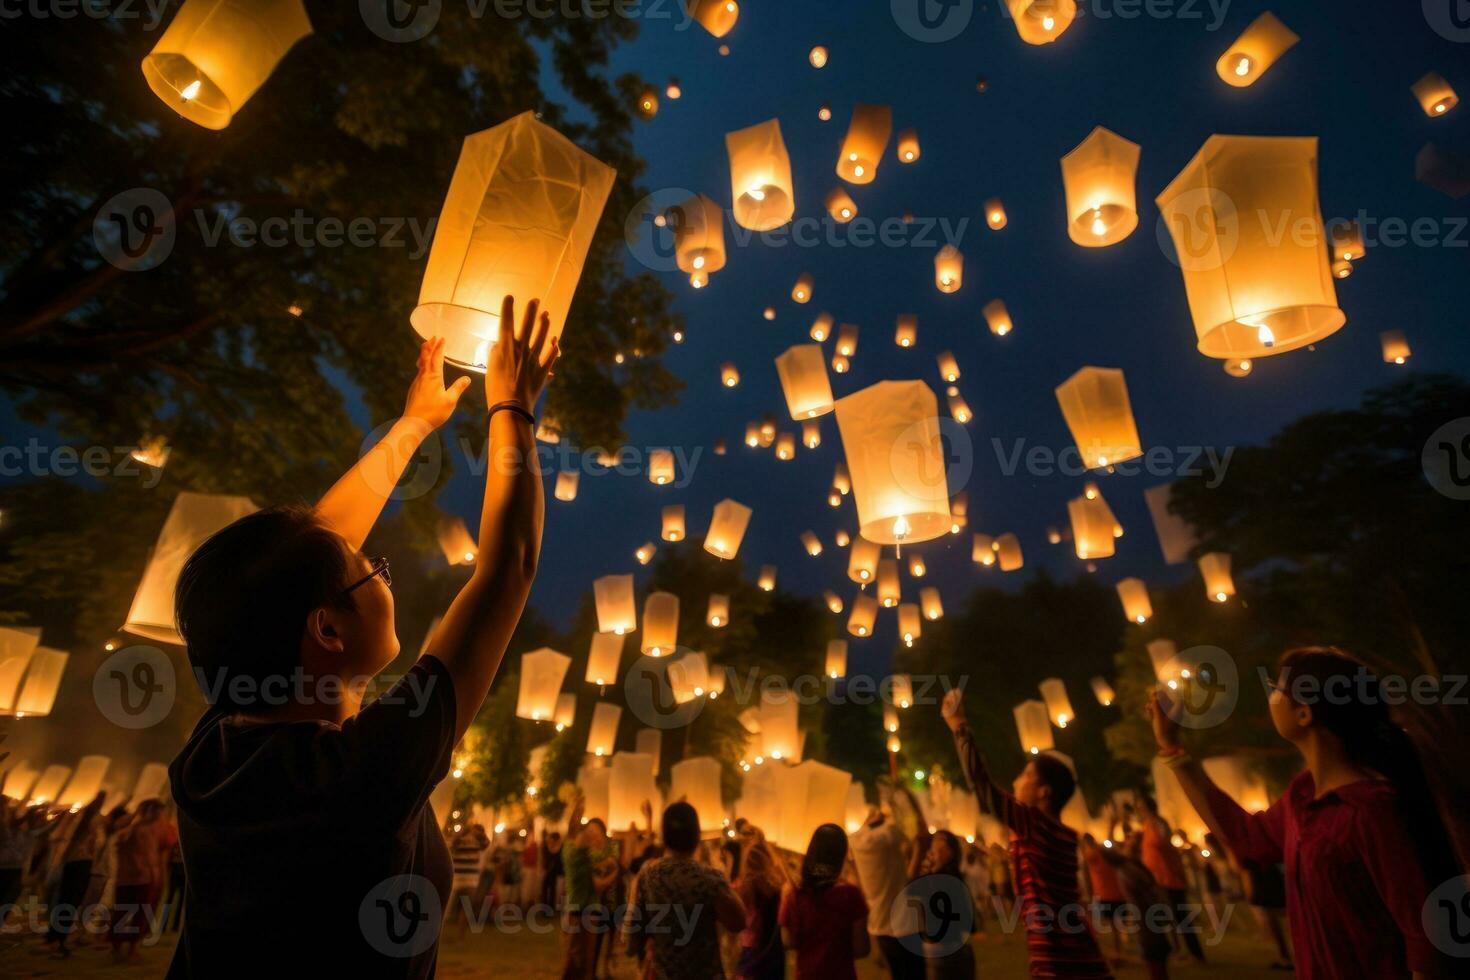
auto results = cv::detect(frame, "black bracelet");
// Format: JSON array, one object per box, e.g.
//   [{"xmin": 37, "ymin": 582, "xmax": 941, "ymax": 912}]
[{"xmin": 488, "ymin": 400, "xmax": 535, "ymax": 426}]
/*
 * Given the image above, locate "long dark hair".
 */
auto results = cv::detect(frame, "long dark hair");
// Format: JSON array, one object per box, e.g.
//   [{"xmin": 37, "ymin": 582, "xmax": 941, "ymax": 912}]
[
  {"xmin": 800, "ymin": 823, "xmax": 848, "ymax": 893},
  {"xmin": 925, "ymin": 829, "xmax": 964, "ymax": 880}
]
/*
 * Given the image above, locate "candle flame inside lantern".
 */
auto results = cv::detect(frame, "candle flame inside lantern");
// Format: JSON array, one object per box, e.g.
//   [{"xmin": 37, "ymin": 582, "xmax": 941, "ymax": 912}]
[{"xmin": 180, "ymin": 79, "xmax": 202, "ymax": 100}]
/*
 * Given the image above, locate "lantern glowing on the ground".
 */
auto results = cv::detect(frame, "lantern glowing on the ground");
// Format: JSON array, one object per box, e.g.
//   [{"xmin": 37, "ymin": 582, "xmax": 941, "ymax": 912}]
[
  {"xmin": 895, "ymin": 314, "xmax": 918, "ymax": 348},
  {"xmin": 848, "ymin": 537, "xmax": 880, "ymax": 583},
  {"xmin": 554, "ymin": 470, "xmax": 579, "ymax": 501},
  {"xmin": 920, "ymin": 587, "xmax": 943, "ymax": 621},
  {"xmin": 801, "ymin": 530, "xmax": 823, "ymax": 556},
  {"xmin": 835, "ymin": 381, "xmax": 951, "ymax": 545},
  {"xmin": 847, "ymin": 594, "xmax": 878, "ymax": 637},
  {"xmin": 877, "ymin": 559, "xmax": 900, "ymax": 607},
  {"xmin": 721, "ymin": 362, "xmax": 740, "ymax": 388},
  {"xmin": 889, "ymin": 675, "xmax": 914, "ymax": 710},
  {"xmin": 1006, "ymin": 0, "xmax": 1076, "ymax": 44},
  {"xmin": 1412, "ymin": 72, "xmax": 1459, "ymax": 117},
  {"xmin": 837, "ymin": 103, "xmax": 893, "ymax": 184},
  {"xmin": 674, "ymin": 194, "xmax": 727, "ymax": 287},
  {"xmin": 897, "ymin": 129, "xmax": 921, "ymax": 163},
  {"xmin": 826, "ymin": 188, "xmax": 858, "ymax": 223},
  {"xmin": 1116, "ymin": 578, "xmax": 1153, "ymax": 623},
  {"xmin": 898, "ymin": 604, "xmax": 922, "ymax": 647},
  {"xmin": 648, "ymin": 449, "xmax": 675, "ymax": 486},
  {"xmin": 1380, "ymin": 330, "xmax": 1412, "ymax": 365},
  {"xmin": 689, "ymin": 0, "xmax": 738, "ymax": 38},
  {"xmin": 1061, "ymin": 127, "xmax": 1141, "ymax": 247},
  {"xmin": 936, "ymin": 351, "xmax": 960, "ymax": 383},
  {"xmin": 803, "ymin": 420, "xmax": 821, "ymax": 449},
  {"xmin": 1039, "ymin": 678, "xmax": 1075, "ymax": 728},
  {"xmin": 413, "ymin": 112, "xmax": 616, "ymax": 370},
  {"xmin": 1090, "ymin": 677, "xmax": 1116, "ymax": 707},
  {"xmin": 934, "ymin": 246, "xmax": 963, "ymax": 293},
  {"xmin": 705, "ymin": 498, "xmax": 753, "ymax": 559},
  {"xmin": 824, "ymin": 590, "xmax": 844, "ymax": 614},
  {"xmin": 726, "ymin": 118, "xmax": 795, "ymax": 231},
  {"xmin": 1014, "ymin": 700, "xmax": 1055, "ymax": 753},
  {"xmin": 1055, "ymin": 366, "xmax": 1144, "ymax": 469},
  {"xmin": 972, "ymin": 533, "xmax": 996, "ymax": 566},
  {"xmin": 791, "ymin": 272, "xmax": 814, "ymax": 304},
  {"xmin": 995, "ymin": 533, "xmax": 1024, "ymax": 572},
  {"xmin": 142, "ymin": 0, "xmax": 312, "ymax": 130},
  {"xmin": 516, "ymin": 647, "xmax": 571, "ymax": 721},
  {"xmin": 982, "ymin": 299, "xmax": 1013, "ymax": 337},
  {"xmin": 662, "ymin": 505, "xmax": 686, "ymax": 542},
  {"xmin": 641, "ymin": 592, "xmax": 680, "ymax": 655},
  {"xmin": 670, "ymin": 758, "xmax": 725, "ymax": 837},
  {"xmin": 635, "ymin": 542, "xmax": 656, "ymax": 565},
  {"xmin": 1156, "ymin": 135, "xmax": 1345, "ymax": 360},
  {"xmin": 775, "ymin": 344, "xmax": 836, "ymax": 419},
  {"xmin": 1068, "ymin": 496, "xmax": 1116, "ymax": 559},
  {"xmin": 586, "ymin": 632, "xmax": 623, "ymax": 687},
  {"xmin": 757, "ymin": 565, "xmax": 777, "ymax": 592},
  {"xmin": 1199, "ymin": 552, "xmax": 1236, "ymax": 602},
  {"xmin": 1217, "ymin": 12, "xmax": 1298, "ymax": 87},
  {"xmin": 593, "ymin": 574, "xmax": 636, "ymax": 635},
  {"xmin": 810, "ymin": 312, "xmax": 833, "ymax": 342}
]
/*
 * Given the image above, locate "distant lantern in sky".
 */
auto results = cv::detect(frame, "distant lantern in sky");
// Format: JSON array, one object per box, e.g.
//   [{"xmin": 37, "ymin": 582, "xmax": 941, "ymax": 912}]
[
  {"xmin": 670, "ymin": 758, "xmax": 724, "ymax": 837},
  {"xmin": 775, "ymin": 433, "xmax": 796, "ymax": 460},
  {"xmin": 834, "ymin": 529, "xmax": 851, "ymax": 547},
  {"xmin": 1006, "ymin": 0, "xmax": 1075, "ymax": 44},
  {"xmin": 593, "ymin": 574, "xmax": 636, "ymax": 634},
  {"xmin": 817, "ymin": 103, "xmax": 832, "ymax": 122},
  {"xmin": 809, "ymin": 45, "xmax": 828, "ymax": 68},
  {"xmin": 757, "ymin": 690, "xmax": 800, "ymax": 761},
  {"xmin": 1330, "ymin": 221, "xmax": 1365, "ymax": 262},
  {"xmin": 898, "ymin": 604, "xmax": 922, "ymax": 647},
  {"xmin": 1091, "ymin": 677, "xmax": 1116, "ymax": 706},
  {"xmin": 984, "ymin": 198, "xmax": 1007, "ymax": 230},
  {"xmin": 721, "ymin": 362, "xmax": 740, "ymax": 388},
  {"xmin": 887, "ymin": 734, "xmax": 902, "ymax": 754},
  {"xmin": 1412, "ymin": 72, "xmax": 1459, "ymax": 117},
  {"xmin": 437, "ymin": 516, "xmax": 477, "ymax": 566},
  {"xmin": 824, "ymin": 590, "xmax": 844, "ymax": 614},
  {"xmin": 1116, "ymin": 578, "xmax": 1153, "ymax": 623},
  {"xmin": 995, "ymin": 533, "xmax": 1024, "ymax": 571},
  {"xmin": 1199, "ymin": 552, "xmax": 1236, "ymax": 602},
  {"xmin": 516, "ymin": 647, "xmax": 571, "ymax": 721},
  {"xmin": 1216, "ymin": 12, "xmax": 1299, "ymax": 87},
  {"xmin": 758, "ymin": 565, "xmax": 777, "ymax": 591},
  {"xmin": 1331, "ymin": 257, "xmax": 1353, "ymax": 280},
  {"xmin": 895, "ymin": 314, "xmax": 917, "ymax": 348},
  {"xmin": 666, "ymin": 78, "xmax": 682, "ymax": 99},
  {"xmin": 803, "ymin": 420, "xmax": 821, "ymax": 449},
  {"xmin": 636, "ymin": 86, "xmax": 658, "ymax": 119},
  {"xmin": 554, "ymin": 470, "xmax": 579, "ymax": 501},
  {"xmin": 8, "ymin": 646, "xmax": 68, "ymax": 718},
  {"xmin": 947, "ymin": 389, "xmax": 974, "ymax": 425},
  {"xmin": 744, "ymin": 422, "xmax": 761, "ymax": 447},
  {"xmin": 889, "ymin": 674, "xmax": 914, "ymax": 709},
  {"xmin": 705, "ymin": 498, "xmax": 753, "ymax": 559},
  {"xmin": 587, "ymin": 702, "xmax": 622, "ymax": 757},
  {"xmin": 877, "ymin": 559, "xmax": 901, "ymax": 607},
  {"xmin": 801, "ymin": 530, "xmax": 823, "ymax": 556},
  {"xmin": 707, "ymin": 593, "xmax": 730, "ymax": 627},
  {"xmin": 689, "ymin": 0, "xmax": 738, "ymax": 37},
  {"xmin": 1039, "ymin": 678, "xmax": 1075, "ymax": 728},
  {"xmin": 649, "ymin": 449, "xmax": 675, "ymax": 486},
  {"xmin": 972, "ymin": 533, "xmax": 996, "ymax": 566},
  {"xmin": 848, "ymin": 537, "xmax": 881, "ymax": 583},
  {"xmin": 908, "ymin": 554, "xmax": 926, "ymax": 577},
  {"xmin": 586, "ymin": 632, "xmax": 623, "ymax": 687},
  {"xmin": 1014, "ymin": 700, "xmax": 1055, "ymax": 754},
  {"xmin": 142, "ymin": 0, "xmax": 312, "ymax": 130},
  {"xmin": 413, "ymin": 112, "xmax": 616, "ymax": 370},
  {"xmin": 1147, "ymin": 638, "xmax": 1182, "ymax": 684},
  {"xmin": 673, "ymin": 194, "xmax": 727, "ymax": 288},
  {"xmin": 834, "ymin": 462, "xmax": 852, "ymax": 495},
  {"xmin": 920, "ymin": 586, "xmax": 943, "ymax": 620},
  {"xmin": 1061, "ymin": 126, "xmax": 1142, "ymax": 247},
  {"xmin": 934, "ymin": 246, "xmax": 963, "ymax": 293},
  {"xmin": 1224, "ymin": 358, "xmax": 1253, "ymax": 378},
  {"xmin": 826, "ymin": 188, "xmax": 858, "ymax": 223},
  {"xmin": 641, "ymin": 591, "xmax": 680, "ymax": 655},
  {"xmin": 1068, "ymin": 496, "xmax": 1116, "ymax": 560},
  {"xmin": 635, "ymin": 542, "xmax": 656, "ymax": 565},
  {"xmin": 1380, "ymin": 330, "xmax": 1411, "ymax": 365},
  {"xmin": 897, "ymin": 129, "xmax": 921, "ymax": 163},
  {"xmin": 791, "ymin": 272, "xmax": 814, "ymax": 304},
  {"xmin": 936, "ymin": 351, "xmax": 960, "ymax": 383},
  {"xmin": 810, "ymin": 312, "xmax": 834, "ymax": 342},
  {"xmin": 837, "ymin": 103, "xmax": 893, "ymax": 184},
  {"xmin": 662, "ymin": 505, "xmax": 686, "ymax": 542},
  {"xmin": 763, "ymin": 306, "xmax": 777, "ymax": 321},
  {"xmin": 1156, "ymin": 135, "xmax": 1345, "ymax": 360},
  {"xmin": 831, "ymin": 353, "xmax": 850, "ymax": 374},
  {"xmin": 726, "ymin": 118, "xmax": 795, "ymax": 232},
  {"xmin": 847, "ymin": 594, "xmax": 878, "ymax": 637},
  {"xmin": 775, "ymin": 344, "xmax": 836, "ymax": 419},
  {"xmin": 835, "ymin": 381, "xmax": 952, "ymax": 545},
  {"xmin": 825, "ymin": 640, "xmax": 848, "ymax": 679},
  {"xmin": 1055, "ymin": 366, "xmax": 1144, "ymax": 469}
]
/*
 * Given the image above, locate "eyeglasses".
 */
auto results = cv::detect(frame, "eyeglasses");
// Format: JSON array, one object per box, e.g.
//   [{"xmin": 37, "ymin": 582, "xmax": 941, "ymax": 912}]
[{"xmin": 341, "ymin": 557, "xmax": 391, "ymax": 597}]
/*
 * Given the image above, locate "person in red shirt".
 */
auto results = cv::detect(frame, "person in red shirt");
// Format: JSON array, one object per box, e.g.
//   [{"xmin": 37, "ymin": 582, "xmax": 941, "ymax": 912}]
[
  {"xmin": 1150, "ymin": 646, "xmax": 1463, "ymax": 979},
  {"xmin": 1135, "ymin": 795, "xmax": 1204, "ymax": 963},
  {"xmin": 779, "ymin": 824, "xmax": 870, "ymax": 980},
  {"xmin": 1078, "ymin": 834, "xmax": 1125, "ymax": 962}
]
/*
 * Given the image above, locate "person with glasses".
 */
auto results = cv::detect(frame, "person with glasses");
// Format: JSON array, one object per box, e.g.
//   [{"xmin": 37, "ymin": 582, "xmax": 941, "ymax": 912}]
[{"xmin": 165, "ymin": 296, "xmax": 558, "ymax": 979}]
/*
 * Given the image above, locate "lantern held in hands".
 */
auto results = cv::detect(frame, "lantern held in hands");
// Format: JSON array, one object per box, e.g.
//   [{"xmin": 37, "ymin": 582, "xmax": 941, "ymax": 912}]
[
  {"xmin": 775, "ymin": 345, "xmax": 836, "ymax": 419},
  {"xmin": 837, "ymin": 104, "xmax": 893, "ymax": 184},
  {"xmin": 1216, "ymin": 12, "xmax": 1299, "ymax": 87},
  {"xmin": 1061, "ymin": 127, "xmax": 1141, "ymax": 246},
  {"xmin": 834, "ymin": 381, "xmax": 951, "ymax": 545},
  {"xmin": 727, "ymin": 118, "xmax": 795, "ymax": 231}
]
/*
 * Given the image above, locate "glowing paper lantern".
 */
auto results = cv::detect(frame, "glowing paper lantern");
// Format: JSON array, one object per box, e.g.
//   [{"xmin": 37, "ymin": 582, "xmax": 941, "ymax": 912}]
[
  {"xmin": 848, "ymin": 537, "xmax": 881, "ymax": 583},
  {"xmin": 826, "ymin": 188, "xmax": 858, "ymax": 223},
  {"xmin": 674, "ymin": 194, "xmax": 727, "ymax": 287},
  {"xmin": 1014, "ymin": 700, "xmax": 1055, "ymax": 754},
  {"xmin": 587, "ymin": 702, "xmax": 622, "ymax": 757},
  {"xmin": 436, "ymin": 516, "xmax": 477, "ymax": 566},
  {"xmin": 758, "ymin": 689, "xmax": 800, "ymax": 761},
  {"xmin": 895, "ymin": 314, "xmax": 917, "ymax": 348},
  {"xmin": 825, "ymin": 640, "xmax": 848, "ymax": 679},
  {"xmin": 705, "ymin": 498, "xmax": 753, "ymax": 559},
  {"xmin": 721, "ymin": 362, "xmax": 741, "ymax": 388},
  {"xmin": 809, "ymin": 45, "xmax": 829, "ymax": 68},
  {"xmin": 516, "ymin": 647, "xmax": 571, "ymax": 721},
  {"xmin": 635, "ymin": 728, "xmax": 663, "ymax": 774},
  {"xmin": 142, "ymin": 0, "xmax": 311, "ymax": 130},
  {"xmin": 670, "ymin": 651, "xmax": 710, "ymax": 702},
  {"xmin": 897, "ymin": 129, "xmax": 921, "ymax": 163},
  {"xmin": 935, "ymin": 246, "xmax": 963, "ymax": 293},
  {"xmin": 791, "ymin": 273, "xmax": 814, "ymax": 304},
  {"xmin": 707, "ymin": 594, "xmax": 731, "ymax": 628},
  {"xmin": 1147, "ymin": 638, "xmax": 1182, "ymax": 684},
  {"xmin": 898, "ymin": 604, "xmax": 922, "ymax": 647},
  {"xmin": 0, "ymin": 627, "xmax": 42, "ymax": 713},
  {"xmin": 635, "ymin": 542, "xmax": 656, "ymax": 565},
  {"xmin": 889, "ymin": 675, "xmax": 914, "ymax": 709},
  {"xmin": 950, "ymin": 492, "xmax": 968, "ymax": 534},
  {"xmin": 848, "ymin": 594, "xmax": 878, "ymax": 637},
  {"xmin": 995, "ymin": 533, "xmax": 1024, "ymax": 571},
  {"xmin": 593, "ymin": 574, "xmax": 636, "ymax": 634},
  {"xmin": 833, "ymin": 463, "xmax": 852, "ymax": 496},
  {"xmin": 577, "ymin": 763, "xmax": 611, "ymax": 824},
  {"xmin": 609, "ymin": 753, "xmax": 657, "ymax": 831},
  {"xmin": 666, "ymin": 78, "xmax": 682, "ymax": 99},
  {"xmin": 1412, "ymin": 72, "xmax": 1459, "ymax": 117},
  {"xmin": 1061, "ymin": 127, "xmax": 1142, "ymax": 247},
  {"xmin": 555, "ymin": 693, "xmax": 576, "ymax": 731},
  {"xmin": 947, "ymin": 390, "xmax": 973, "ymax": 425},
  {"xmin": 884, "ymin": 705, "xmax": 900, "ymax": 733},
  {"xmin": 835, "ymin": 381, "xmax": 951, "ymax": 545},
  {"xmin": 641, "ymin": 592, "xmax": 680, "ymax": 655},
  {"xmin": 984, "ymin": 198, "xmax": 1007, "ymax": 230},
  {"xmin": 834, "ymin": 356, "xmax": 851, "ymax": 374},
  {"xmin": 586, "ymin": 631, "xmax": 623, "ymax": 687},
  {"xmin": 758, "ymin": 565, "xmax": 777, "ymax": 591},
  {"xmin": 803, "ymin": 420, "xmax": 821, "ymax": 449},
  {"xmin": 835, "ymin": 323, "xmax": 860, "ymax": 358},
  {"xmin": 1380, "ymin": 331, "xmax": 1411, "ymax": 365},
  {"xmin": 810, "ymin": 312, "xmax": 833, "ymax": 342},
  {"xmin": 1225, "ymin": 358, "xmax": 1254, "ymax": 377},
  {"xmin": 972, "ymin": 533, "xmax": 996, "ymax": 565},
  {"xmin": 920, "ymin": 587, "xmax": 943, "ymax": 620},
  {"xmin": 662, "ymin": 505, "xmax": 686, "ymax": 542},
  {"xmin": 1330, "ymin": 221, "xmax": 1365, "ymax": 262},
  {"xmin": 670, "ymin": 758, "xmax": 725, "ymax": 837},
  {"xmin": 1006, "ymin": 0, "xmax": 1076, "ymax": 45},
  {"xmin": 800, "ymin": 531, "xmax": 823, "ymax": 556},
  {"xmin": 877, "ymin": 559, "xmax": 901, "ymax": 607},
  {"xmin": 1068, "ymin": 496, "xmax": 1116, "ymax": 560},
  {"xmin": 1055, "ymin": 367, "xmax": 1143, "ymax": 469},
  {"xmin": 29, "ymin": 766, "xmax": 71, "ymax": 806},
  {"xmin": 775, "ymin": 344, "xmax": 836, "ymax": 419},
  {"xmin": 689, "ymin": 0, "xmax": 739, "ymax": 38},
  {"xmin": 837, "ymin": 104, "xmax": 893, "ymax": 184},
  {"xmin": 846, "ymin": 783, "xmax": 869, "ymax": 832},
  {"xmin": 983, "ymin": 299, "xmax": 1013, "ymax": 337},
  {"xmin": 1202, "ymin": 756, "xmax": 1271, "ymax": 814},
  {"xmin": 1144, "ymin": 483, "xmax": 1198, "ymax": 565},
  {"xmin": 554, "ymin": 470, "xmax": 579, "ymax": 501},
  {"xmin": 776, "ymin": 761, "xmax": 851, "ymax": 853},
  {"xmin": 1199, "ymin": 552, "xmax": 1236, "ymax": 602},
  {"xmin": 1216, "ymin": 12, "xmax": 1299, "ymax": 87},
  {"xmin": 818, "ymin": 103, "xmax": 832, "ymax": 122},
  {"xmin": 887, "ymin": 735, "xmax": 901, "ymax": 754},
  {"xmin": 1116, "ymin": 578, "xmax": 1153, "ymax": 623},
  {"xmin": 9, "ymin": 647, "xmax": 67, "ymax": 718},
  {"xmin": 1156, "ymin": 135, "xmax": 1345, "ymax": 359},
  {"xmin": 125, "ymin": 491, "xmax": 258, "ymax": 644},
  {"xmin": 1090, "ymin": 677, "xmax": 1116, "ymax": 706},
  {"xmin": 131, "ymin": 435, "xmax": 171, "ymax": 470},
  {"xmin": 2, "ymin": 763, "xmax": 39, "ymax": 802},
  {"xmin": 726, "ymin": 118, "xmax": 795, "ymax": 231},
  {"xmin": 824, "ymin": 591, "xmax": 844, "ymax": 614},
  {"xmin": 414, "ymin": 112, "xmax": 617, "ymax": 370},
  {"xmin": 1039, "ymin": 678, "xmax": 1075, "ymax": 728},
  {"xmin": 745, "ymin": 422, "xmax": 761, "ymax": 447},
  {"xmin": 936, "ymin": 352, "xmax": 960, "ymax": 384},
  {"xmin": 636, "ymin": 86, "xmax": 659, "ymax": 119}
]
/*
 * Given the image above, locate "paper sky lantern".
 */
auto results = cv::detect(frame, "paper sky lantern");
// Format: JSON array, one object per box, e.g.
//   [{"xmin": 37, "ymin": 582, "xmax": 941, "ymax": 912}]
[
  {"xmin": 609, "ymin": 753, "xmax": 657, "ymax": 831},
  {"xmin": 826, "ymin": 188, "xmax": 858, "ymax": 223},
  {"xmin": 587, "ymin": 702, "xmax": 622, "ymax": 756},
  {"xmin": 1055, "ymin": 366, "xmax": 1143, "ymax": 469},
  {"xmin": 1412, "ymin": 72, "xmax": 1459, "ymax": 117},
  {"xmin": 983, "ymin": 299, "xmax": 1013, "ymax": 337},
  {"xmin": 889, "ymin": 674, "xmax": 914, "ymax": 709},
  {"xmin": 833, "ymin": 462, "xmax": 852, "ymax": 496},
  {"xmin": 674, "ymin": 194, "xmax": 727, "ymax": 287},
  {"xmin": 934, "ymin": 246, "xmax": 963, "ymax": 293},
  {"xmin": 808, "ymin": 44, "xmax": 829, "ymax": 68},
  {"xmin": 670, "ymin": 758, "xmax": 724, "ymax": 837},
  {"xmin": 1147, "ymin": 638, "xmax": 1182, "ymax": 684},
  {"xmin": 414, "ymin": 112, "xmax": 616, "ymax": 370},
  {"xmin": 835, "ymin": 381, "xmax": 951, "ymax": 545},
  {"xmin": 936, "ymin": 351, "xmax": 960, "ymax": 383},
  {"xmin": 554, "ymin": 470, "xmax": 579, "ymax": 502},
  {"xmin": 887, "ymin": 734, "xmax": 901, "ymax": 754},
  {"xmin": 1217, "ymin": 12, "xmax": 1299, "ymax": 87},
  {"xmin": 1330, "ymin": 221, "xmax": 1365, "ymax": 262},
  {"xmin": 127, "ymin": 763, "xmax": 171, "ymax": 810},
  {"xmin": 837, "ymin": 104, "xmax": 893, "ymax": 184},
  {"xmin": 972, "ymin": 533, "xmax": 996, "ymax": 565},
  {"xmin": 2, "ymin": 763, "xmax": 39, "ymax": 802},
  {"xmin": 824, "ymin": 590, "xmax": 844, "ymax": 614},
  {"xmin": 669, "ymin": 652, "xmax": 710, "ymax": 702},
  {"xmin": 810, "ymin": 312, "xmax": 833, "ymax": 342},
  {"xmin": 131, "ymin": 435, "xmax": 171, "ymax": 470},
  {"xmin": 727, "ymin": 118, "xmax": 795, "ymax": 231},
  {"xmin": 721, "ymin": 362, "xmax": 741, "ymax": 388},
  {"xmin": 666, "ymin": 78, "xmax": 682, "ymax": 100},
  {"xmin": 705, "ymin": 498, "xmax": 752, "ymax": 559},
  {"xmin": 897, "ymin": 129, "xmax": 921, "ymax": 163},
  {"xmin": 1225, "ymin": 358, "xmax": 1254, "ymax": 377},
  {"xmin": 635, "ymin": 728, "xmax": 663, "ymax": 773},
  {"xmin": 834, "ymin": 323, "xmax": 860, "ymax": 358},
  {"xmin": 825, "ymin": 640, "xmax": 848, "ymax": 679},
  {"xmin": 1199, "ymin": 552, "xmax": 1236, "ymax": 602},
  {"xmin": 142, "ymin": 0, "xmax": 311, "ymax": 130},
  {"xmin": 1090, "ymin": 677, "xmax": 1116, "ymax": 706},
  {"xmin": 1380, "ymin": 330, "xmax": 1412, "ymax": 365},
  {"xmin": 662, "ymin": 505, "xmax": 686, "ymax": 542},
  {"xmin": 818, "ymin": 102, "xmax": 833, "ymax": 121},
  {"xmin": 847, "ymin": 594, "xmax": 878, "ymax": 637},
  {"xmin": 707, "ymin": 594, "xmax": 731, "ymax": 628},
  {"xmin": 898, "ymin": 604, "xmax": 922, "ymax": 647},
  {"xmin": 516, "ymin": 647, "xmax": 571, "ymax": 722},
  {"xmin": 577, "ymin": 763, "xmax": 610, "ymax": 824},
  {"xmin": 908, "ymin": 554, "xmax": 926, "ymax": 578},
  {"xmin": 1007, "ymin": 0, "xmax": 1076, "ymax": 45},
  {"xmin": 984, "ymin": 198, "xmax": 1007, "ymax": 230},
  {"xmin": 758, "ymin": 565, "xmax": 777, "ymax": 591},
  {"xmin": 1039, "ymin": 678, "xmax": 1076, "ymax": 728},
  {"xmin": 9, "ymin": 646, "xmax": 67, "ymax": 718},
  {"xmin": 895, "ymin": 314, "xmax": 918, "ymax": 348},
  {"xmin": 0, "ymin": 626, "xmax": 42, "ymax": 713},
  {"xmin": 884, "ymin": 705, "xmax": 900, "ymax": 733},
  {"xmin": 791, "ymin": 272, "xmax": 814, "ymax": 304},
  {"xmin": 833, "ymin": 353, "xmax": 851, "ymax": 374},
  {"xmin": 776, "ymin": 761, "xmax": 851, "ymax": 853},
  {"xmin": 877, "ymin": 559, "xmax": 901, "ymax": 607},
  {"xmin": 29, "ymin": 765, "xmax": 71, "ymax": 805},
  {"xmin": 586, "ymin": 631, "xmax": 623, "ymax": 687},
  {"xmin": 758, "ymin": 689, "xmax": 800, "ymax": 760},
  {"xmin": 636, "ymin": 86, "xmax": 659, "ymax": 119},
  {"xmin": 436, "ymin": 516, "xmax": 478, "ymax": 567},
  {"xmin": 49, "ymin": 752, "xmax": 105, "ymax": 810},
  {"xmin": 1068, "ymin": 496, "xmax": 1116, "ymax": 560},
  {"xmin": 1156, "ymin": 135, "xmax": 1345, "ymax": 359},
  {"xmin": 125, "ymin": 491, "xmax": 257, "ymax": 644},
  {"xmin": 803, "ymin": 420, "xmax": 821, "ymax": 449},
  {"xmin": 921, "ymin": 586, "xmax": 943, "ymax": 620},
  {"xmin": 688, "ymin": 0, "xmax": 738, "ymax": 37},
  {"xmin": 995, "ymin": 533, "xmax": 1024, "ymax": 571},
  {"xmin": 744, "ymin": 422, "xmax": 761, "ymax": 447},
  {"xmin": 775, "ymin": 344, "xmax": 836, "ymax": 419},
  {"xmin": 800, "ymin": 530, "xmax": 823, "ymax": 556},
  {"xmin": 947, "ymin": 390, "xmax": 973, "ymax": 425},
  {"xmin": 593, "ymin": 574, "xmax": 636, "ymax": 634},
  {"xmin": 1061, "ymin": 127, "xmax": 1142, "ymax": 247},
  {"xmin": 641, "ymin": 592, "xmax": 680, "ymax": 655},
  {"xmin": 1116, "ymin": 578, "xmax": 1153, "ymax": 623},
  {"xmin": 848, "ymin": 537, "xmax": 880, "ymax": 583},
  {"xmin": 1144, "ymin": 483, "xmax": 1198, "ymax": 565},
  {"xmin": 846, "ymin": 783, "xmax": 870, "ymax": 833},
  {"xmin": 635, "ymin": 542, "xmax": 656, "ymax": 565},
  {"xmin": 1014, "ymin": 700, "xmax": 1055, "ymax": 754},
  {"xmin": 555, "ymin": 692, "xmax": 576, "ymax": 730},
  {"xmin": 1202, "ymin": 756, "xmax": 1271, "ymax": 814}
]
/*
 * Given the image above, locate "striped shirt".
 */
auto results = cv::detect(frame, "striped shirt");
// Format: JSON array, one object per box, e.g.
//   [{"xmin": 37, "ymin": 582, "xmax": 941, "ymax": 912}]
[{"xmin": 952, "ymin": 724, "xmax": 1111, "ymax": 978}]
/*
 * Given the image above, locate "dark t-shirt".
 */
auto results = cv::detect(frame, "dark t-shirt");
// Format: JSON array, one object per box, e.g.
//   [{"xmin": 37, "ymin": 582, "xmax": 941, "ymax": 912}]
[{"xmin": 166, "ymin": 656, "xmax": 456, "ymax": 979}]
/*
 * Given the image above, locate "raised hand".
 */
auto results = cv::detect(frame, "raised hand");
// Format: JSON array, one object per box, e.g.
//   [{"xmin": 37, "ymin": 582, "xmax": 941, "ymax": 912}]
[
  {"xmin": 942, "ymin": 687, "xmax": 966, "ymax": 732},
  {"xmin": 486, "ymin": 295, "xmax": 558, "ymax": 413},
  {"xmin": 403, "ymin": 336, "xmax": 472, "ymax": 429},
  {"xmin": 1146, "ymin": 687, "xmax": 1183, "ymax": 752}
]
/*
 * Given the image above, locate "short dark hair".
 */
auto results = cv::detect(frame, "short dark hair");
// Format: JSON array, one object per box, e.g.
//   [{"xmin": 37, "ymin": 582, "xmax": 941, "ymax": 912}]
[
  {"xmin": 175, "ymin": 505, "xmax": 353, "ymax": 711},
  {"xmin": 662, "ymin": 801, "xmax": 700, "ymax": 852},
  {"xmin": 584, "ymin": 817, "xmax": 607, "ymax": 835},
  {"xmin": 1032, "ymin": 754, "xmax": 1076, "ymax": 811}
]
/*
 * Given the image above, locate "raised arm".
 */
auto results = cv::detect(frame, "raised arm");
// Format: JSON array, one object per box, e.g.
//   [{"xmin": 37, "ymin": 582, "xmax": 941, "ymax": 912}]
[
  {"xmin": 315, "ymin": 336, "xmax": 471, "ymax": 552},
  {"xmin": 942, "ymin": 688, "xmax": 1032, "ymax": 836},
  {"xmin": 425, "ymin": 296, "xmax": 558, "ymax": 740}
]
